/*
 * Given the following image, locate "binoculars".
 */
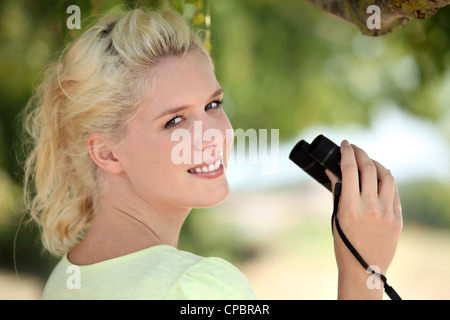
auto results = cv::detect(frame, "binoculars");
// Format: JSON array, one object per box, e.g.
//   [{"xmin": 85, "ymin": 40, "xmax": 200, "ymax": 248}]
[{"xmin": 289, "ymin": 135, "xmax": 342, "ymax": 192}]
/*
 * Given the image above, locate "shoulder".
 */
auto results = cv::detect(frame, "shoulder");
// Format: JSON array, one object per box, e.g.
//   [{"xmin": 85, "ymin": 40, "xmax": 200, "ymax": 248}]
[
  {"xmin": 43, "ymin": 245, "xmax": 257, "ymax": 299},
  {"xmin": 165, "ymin": 255, "xmax": 257, "ymax": 300}
]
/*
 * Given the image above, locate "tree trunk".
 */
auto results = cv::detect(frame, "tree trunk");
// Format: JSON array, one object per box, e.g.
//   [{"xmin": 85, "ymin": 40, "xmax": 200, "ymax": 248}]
[{"xmin": 303, "ymin": 0, "xmax": 450, "ymax": 36}]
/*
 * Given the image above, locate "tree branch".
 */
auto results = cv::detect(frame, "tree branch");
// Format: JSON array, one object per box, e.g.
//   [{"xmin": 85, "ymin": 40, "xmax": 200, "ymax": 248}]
[{"xmin": 303, "ymin": 0, "xmax": 450, "ymax": 36}]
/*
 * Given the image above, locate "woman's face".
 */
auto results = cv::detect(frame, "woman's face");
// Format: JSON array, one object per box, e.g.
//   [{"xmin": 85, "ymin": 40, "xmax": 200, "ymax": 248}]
[{"xmin": 116, "ymin": 51, "xmax": 233, "ymax": 211}]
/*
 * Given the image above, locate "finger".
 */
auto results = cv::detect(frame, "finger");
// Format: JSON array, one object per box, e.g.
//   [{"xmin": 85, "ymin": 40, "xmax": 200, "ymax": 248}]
[
  {"xmin": 373, "ymin": 160, "xmax": 395, "ymax": 206},
  {"xmin": 393, "ymin": 185, "xmax": 402, "ymax": 221},
  {"xmin": 339, "ymin": 140, "xmax": 360, "ymax": 197},
  {"xmin": 351, "ymin": 144, "xmax": 378, "ymax": 197},
  {"xmin": 325, "ymin": 169, "xmax": 339, "ymax": 194}
]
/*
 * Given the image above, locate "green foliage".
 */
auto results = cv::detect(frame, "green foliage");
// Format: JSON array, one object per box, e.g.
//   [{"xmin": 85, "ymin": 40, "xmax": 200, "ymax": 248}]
[
  {"xmin": 1, "ymin": 0, "xmax": 450, "ymax": 181},
  {"xmin": 210, "ymin": 0, "xmax": 450, "ymax": 140},
  {"xmin": 400, "ymin": 180, "xmax": 450, "ymax": 228},
  {"xmin": 0, "ymin": 0, "xmax": 449, "ymax": 277}
]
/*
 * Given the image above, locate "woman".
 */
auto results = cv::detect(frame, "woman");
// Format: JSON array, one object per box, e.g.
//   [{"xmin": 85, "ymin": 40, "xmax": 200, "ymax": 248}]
[{"xmin": 23, "ymin": 8, "xmax": 402, "ymax": 300}]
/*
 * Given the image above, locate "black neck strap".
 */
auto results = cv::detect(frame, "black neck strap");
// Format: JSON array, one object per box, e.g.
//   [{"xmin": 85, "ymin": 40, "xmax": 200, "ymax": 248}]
[{"xmin": 332, "ymin": 182, "xmax": 402, "ymax": 300}]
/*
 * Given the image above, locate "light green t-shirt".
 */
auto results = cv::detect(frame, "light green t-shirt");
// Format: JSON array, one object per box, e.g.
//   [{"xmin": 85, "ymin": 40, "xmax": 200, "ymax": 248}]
[{"xmin": 42, "ymin": 245, "xmax": 257, "ymax": 300}]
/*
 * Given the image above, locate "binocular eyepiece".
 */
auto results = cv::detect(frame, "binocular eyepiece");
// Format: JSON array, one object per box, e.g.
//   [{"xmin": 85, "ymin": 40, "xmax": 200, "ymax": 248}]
[{"xmin": 289, "ymin": 135, "xmax": 342, "ymax": 192}]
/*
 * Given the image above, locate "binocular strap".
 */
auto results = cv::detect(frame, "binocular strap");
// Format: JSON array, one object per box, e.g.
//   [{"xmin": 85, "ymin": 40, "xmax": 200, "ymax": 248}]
[{"xmin": 332, "ymin": 182, "xmax": 402, "ymax": 300}]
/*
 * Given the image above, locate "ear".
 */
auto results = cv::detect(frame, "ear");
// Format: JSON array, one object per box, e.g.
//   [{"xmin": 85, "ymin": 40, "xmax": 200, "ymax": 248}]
[{"xmin": 87, "ymin": 132, "xmax": 123, "ymax": 174}]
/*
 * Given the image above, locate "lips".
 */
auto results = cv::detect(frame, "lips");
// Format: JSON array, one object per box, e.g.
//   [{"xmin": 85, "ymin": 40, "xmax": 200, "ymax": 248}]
[
  {"xmin": 187, "ymin": 152, "xmax": 225, "ymax": 178},
  {"xmin": 188, "ymin": 159, "xmax": 221, "ymax": 173}
]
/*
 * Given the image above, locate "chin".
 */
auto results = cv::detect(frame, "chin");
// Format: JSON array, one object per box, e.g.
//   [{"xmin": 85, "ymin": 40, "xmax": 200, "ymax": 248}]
[{"xmin": 191, "ymin": 181, "xmax": 230, "ymax": 208}]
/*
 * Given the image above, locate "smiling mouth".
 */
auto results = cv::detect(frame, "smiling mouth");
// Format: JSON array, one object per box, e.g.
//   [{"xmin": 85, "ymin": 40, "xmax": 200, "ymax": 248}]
[{"xmin": 188, "ymin": 159, "xmax": 221, "ymax": 174}]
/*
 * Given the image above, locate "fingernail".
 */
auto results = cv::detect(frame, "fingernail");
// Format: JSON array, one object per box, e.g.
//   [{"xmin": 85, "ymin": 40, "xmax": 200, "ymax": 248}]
[{"xmin": 341, "ymin": 140, "xmax": 349, "ymax": 146}]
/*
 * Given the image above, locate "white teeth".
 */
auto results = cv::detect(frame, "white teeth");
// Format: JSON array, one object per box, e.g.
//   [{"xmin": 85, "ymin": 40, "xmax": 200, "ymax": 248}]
[{"xmin": 189, "ymin": 160, "xmax": 221, "ymax": 173}]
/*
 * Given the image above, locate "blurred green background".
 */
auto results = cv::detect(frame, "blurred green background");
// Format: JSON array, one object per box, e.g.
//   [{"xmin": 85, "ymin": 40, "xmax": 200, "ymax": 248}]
[{"xmin": 0, "ymin": 0, "xmax": 449, "ymax": 299}]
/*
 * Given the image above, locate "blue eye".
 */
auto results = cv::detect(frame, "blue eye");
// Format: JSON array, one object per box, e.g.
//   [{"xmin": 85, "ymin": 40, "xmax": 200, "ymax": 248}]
[
  {"xmin": 205, "ymin": 100, "xmax": 223, "ymax": 111},
  {"xmin": 165, "ymin": 115, "xmax": 183, "ymax": 128}
]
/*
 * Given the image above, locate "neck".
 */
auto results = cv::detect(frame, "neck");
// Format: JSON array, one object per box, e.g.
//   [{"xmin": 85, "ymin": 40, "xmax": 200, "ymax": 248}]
[{"xmin": 69, "ymin": 174, "xmax": 191, "ymax": 265}]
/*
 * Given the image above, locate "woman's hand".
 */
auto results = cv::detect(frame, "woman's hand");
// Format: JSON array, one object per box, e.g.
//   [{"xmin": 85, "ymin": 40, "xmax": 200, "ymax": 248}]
[{"xmin": 326, "ymin": 140, "xmax": 403, "ymax": 299}]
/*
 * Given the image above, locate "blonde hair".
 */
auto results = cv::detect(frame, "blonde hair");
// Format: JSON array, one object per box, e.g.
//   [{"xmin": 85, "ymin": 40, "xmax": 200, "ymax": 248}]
[{"xmin": 23, "ymin": 9, "xmax": 211, "ymax": 256}]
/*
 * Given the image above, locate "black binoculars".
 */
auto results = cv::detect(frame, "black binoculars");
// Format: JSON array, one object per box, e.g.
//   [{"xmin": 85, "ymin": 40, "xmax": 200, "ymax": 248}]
[{"xmin": 289, "ymin": 135, "xmax": 342, "ymax": 192}]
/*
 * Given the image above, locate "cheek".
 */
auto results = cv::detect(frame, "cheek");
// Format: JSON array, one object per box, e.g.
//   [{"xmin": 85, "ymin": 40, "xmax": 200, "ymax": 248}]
[{"xmin": 119, "ymin": 133, "xmax": 179, "ymax": 189}]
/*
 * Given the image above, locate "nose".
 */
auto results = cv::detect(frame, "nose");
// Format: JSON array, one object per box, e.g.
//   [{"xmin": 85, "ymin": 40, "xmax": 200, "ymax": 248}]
[{"xmin": 193, "ymin": 119, "xmax": 224, "ymax": 164}]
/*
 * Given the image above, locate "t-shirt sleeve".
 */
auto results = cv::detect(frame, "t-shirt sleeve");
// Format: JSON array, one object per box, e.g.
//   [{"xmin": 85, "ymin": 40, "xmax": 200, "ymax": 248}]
[{"xmin": 165, "ymin": 257, "xmax": 257, "ymax": 300}]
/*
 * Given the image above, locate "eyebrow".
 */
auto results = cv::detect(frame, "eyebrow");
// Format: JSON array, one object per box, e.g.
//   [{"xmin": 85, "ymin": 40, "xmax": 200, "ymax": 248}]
[{"xmin": 154, "ymin": 88, "xmax": 224, "ymax": 121}]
